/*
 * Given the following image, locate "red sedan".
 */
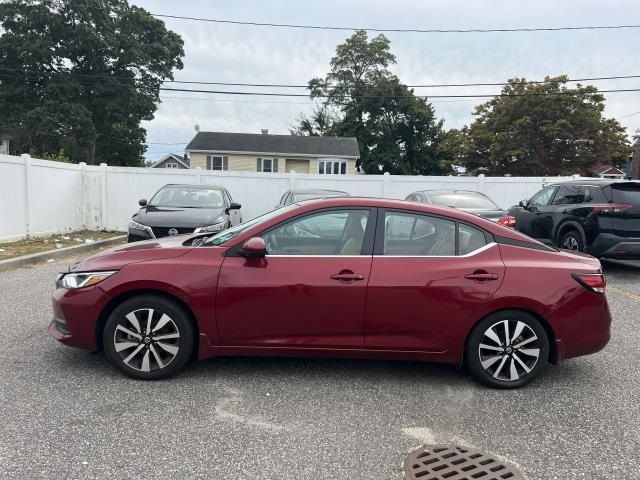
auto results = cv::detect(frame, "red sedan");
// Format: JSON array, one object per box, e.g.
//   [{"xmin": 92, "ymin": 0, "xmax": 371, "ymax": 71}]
[{"xmin": 50, "ymin": 198, "xmax": 611, "ymax": 388}]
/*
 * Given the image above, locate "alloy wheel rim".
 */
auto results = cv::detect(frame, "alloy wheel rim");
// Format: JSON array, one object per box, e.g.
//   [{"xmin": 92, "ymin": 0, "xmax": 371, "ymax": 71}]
[
  {"xmin": 563, "ymin": 236, "xmax": 579, "ymax": 250},
  {"xmin": 113, "ymin": 308, "xmax": 180, "ymax": 372},
  {"xmin": 478, "ymin": 320, "xmax": 541, "ymax": 382}
]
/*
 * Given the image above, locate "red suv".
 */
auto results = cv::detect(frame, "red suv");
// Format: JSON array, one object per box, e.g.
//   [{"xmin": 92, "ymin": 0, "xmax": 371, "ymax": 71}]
[{"xmin": 50, "ymin": 198, "xmax": 611, "ymax": 388}]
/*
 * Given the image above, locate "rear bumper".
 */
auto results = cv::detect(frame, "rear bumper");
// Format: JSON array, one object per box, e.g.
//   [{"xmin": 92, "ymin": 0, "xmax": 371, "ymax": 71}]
[
  {"xmin": 548, "ymin": 290, "xmax": 612, "ymax": 361},
  {"xmin": 587, "ymin": 233, "xmax": 640, "ymax": 259}
]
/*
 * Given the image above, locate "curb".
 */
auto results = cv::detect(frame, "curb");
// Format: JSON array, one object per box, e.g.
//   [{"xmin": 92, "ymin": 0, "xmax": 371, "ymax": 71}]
[{"xmin": 0, "ymin": 235, "xmax": 127, "ymax": 272}]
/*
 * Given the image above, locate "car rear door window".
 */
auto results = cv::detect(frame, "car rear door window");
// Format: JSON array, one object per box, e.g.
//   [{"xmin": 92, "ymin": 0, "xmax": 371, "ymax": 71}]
[
  {"xmin": 383, "ymin": 212, "xmax": 455, "ymax": 256},
  {"xmin": 579, "ymin": 186, "xmax": 607, "ymax": 203},
  {"xmin": 459, "ymin": 224, "xmax": 488, "ymax": 255},
  {"xmin": 551, "ymin": 185, "xmax": 583, "ymax": 205},
  {"xmin": 263, "ymin": 210, "xmax": 370, "ymax": 255}
]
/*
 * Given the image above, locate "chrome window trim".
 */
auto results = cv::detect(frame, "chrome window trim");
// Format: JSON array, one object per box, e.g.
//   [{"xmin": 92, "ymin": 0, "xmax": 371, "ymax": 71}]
[
  {"xmin": 262, "ymin": 243, "xmax": 497, "ymax": 258},
  {"xmin": 265, "ymin": 255, "xmax": 369, "ymax": 258},
  {"xmin": 375, "ymin": 242, "xmax": 497, "ymax": 258}
]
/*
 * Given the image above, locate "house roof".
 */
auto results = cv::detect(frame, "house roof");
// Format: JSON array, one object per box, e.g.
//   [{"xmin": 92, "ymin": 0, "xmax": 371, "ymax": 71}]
[
  {"xmin": 593, "ymin": 165, "xmax": 624, "ymax": 176},
  {"xmin": 150, "ymin": 153, "xmax": 189, "ymax": 168},
  {"xmin": 186, "ymin": 131, "xmax": 360, "ymax": 158}
]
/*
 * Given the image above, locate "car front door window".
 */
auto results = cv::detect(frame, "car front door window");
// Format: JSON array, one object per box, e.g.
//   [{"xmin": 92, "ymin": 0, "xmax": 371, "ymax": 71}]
[
  {"xmin": 263, "ymin": 210, "xmax": 370, "ymax": 255},
  {"xmin": 529, "ymin": 186, "xmax": 556, "ymax": 208}
]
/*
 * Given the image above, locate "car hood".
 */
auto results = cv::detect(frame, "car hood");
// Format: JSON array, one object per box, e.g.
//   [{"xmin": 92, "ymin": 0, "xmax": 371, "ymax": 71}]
[
  {"xmin": 132, "ymin": 205, "xmax": 227, "ymax": 228},
  {"xmin": 68, "ymin": 235, "xmax": 194, "ymax": 272}
]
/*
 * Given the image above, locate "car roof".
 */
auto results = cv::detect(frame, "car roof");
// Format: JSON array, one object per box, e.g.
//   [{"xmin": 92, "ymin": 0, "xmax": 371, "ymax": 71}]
[
  {"xmin": 293, "ymin": 196, "xmax": 523, "ymax": 236},
  {"xmin": 161, "ymin": 183, "xmax": 226, "ymax": 190},
  {"xmin": 416, "ymin": 189, "xmax": 490, "ymax": 196},
  {"xmin": 292, "ymin": 189, "xmax": 349, "ymax": 195},
  {"xmin": 549, "ymin": 179, "xmax": 634, "ymax": 187}
]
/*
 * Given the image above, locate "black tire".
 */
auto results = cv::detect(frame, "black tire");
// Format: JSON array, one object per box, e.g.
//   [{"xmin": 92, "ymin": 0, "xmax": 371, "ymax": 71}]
[
  {"xmin": 466, "ymin": 310, "xmax": 549, "ymax": 389},
  {"xmin": 103, "ymin": 295, "xmax": 195, "ymax": 380},
  {"xmin": 559, "ymin": 230, "xmax": 584, "ymax": 252}
]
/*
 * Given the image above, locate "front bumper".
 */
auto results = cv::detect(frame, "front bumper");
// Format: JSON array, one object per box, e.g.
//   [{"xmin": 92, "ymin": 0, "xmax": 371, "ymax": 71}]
[
  {"xmin": 49, "ymin": 286, "xmax": 111, "ymax": 350},
  {"xmin": 587, "ymin": 233, "xmax": 640, "ymax": 259}
]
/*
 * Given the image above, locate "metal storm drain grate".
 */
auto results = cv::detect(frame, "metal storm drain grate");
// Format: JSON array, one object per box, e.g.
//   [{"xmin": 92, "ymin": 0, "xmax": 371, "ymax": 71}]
[{"xmin": 404, "ymin": 445, "xmax": 524, "ymax": 480}]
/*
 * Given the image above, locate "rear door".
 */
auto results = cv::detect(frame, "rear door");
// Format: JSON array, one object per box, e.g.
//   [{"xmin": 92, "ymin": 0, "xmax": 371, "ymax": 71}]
[
  {"xmin": 609, "ymin": 182, "xmax": 640, "ymax": 237},
  {"xmin": 365, "ymin": 209, "xmax": 505, "ymax": 351}
]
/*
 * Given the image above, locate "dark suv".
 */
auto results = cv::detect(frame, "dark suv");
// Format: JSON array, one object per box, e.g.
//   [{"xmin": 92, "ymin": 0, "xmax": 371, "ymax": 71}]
[{"xmin": 506, "ymin": 180, "xmax": 640, "ymax": 258}]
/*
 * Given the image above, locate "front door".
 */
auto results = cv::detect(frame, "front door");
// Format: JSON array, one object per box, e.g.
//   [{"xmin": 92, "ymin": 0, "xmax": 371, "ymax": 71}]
[
  {"xmin": 216, "ymin": 208, "xmax": 375, "ymax": 347},
  {"xmin": 515, "ymin": 185, "xmax": 557, "ymax": 241},
  {"xmin": 366, "ymin": 210, "xmax": 505, "ymax": 351}
]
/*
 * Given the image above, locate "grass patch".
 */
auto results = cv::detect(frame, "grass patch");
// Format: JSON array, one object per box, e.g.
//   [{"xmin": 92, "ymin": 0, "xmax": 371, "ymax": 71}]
[{"xmin": 0, "ymin": 230, "xmax": 123, "ymax": 260}]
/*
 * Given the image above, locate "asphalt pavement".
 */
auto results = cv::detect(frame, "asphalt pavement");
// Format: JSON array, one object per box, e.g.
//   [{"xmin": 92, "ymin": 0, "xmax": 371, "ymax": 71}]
[{"xmin": 0, "ymin": 255, "xmax": 639, "ymax": 480}]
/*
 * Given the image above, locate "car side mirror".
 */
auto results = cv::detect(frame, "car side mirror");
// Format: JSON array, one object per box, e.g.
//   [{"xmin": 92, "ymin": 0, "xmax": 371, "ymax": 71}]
[
  {"xmin": 139, "ymin": 198, "xmax": 147, "ymax": 207},
  {"xmin": 518, "ymin": 199, "xmax": 528, "ymax": 208},
  {"xmin": 225, "ymin": 202, "xmax": 242, "ymax": 215},
  {"xmin": 242, "ymin": 237, "xmax": 266, "ymax": 259}
]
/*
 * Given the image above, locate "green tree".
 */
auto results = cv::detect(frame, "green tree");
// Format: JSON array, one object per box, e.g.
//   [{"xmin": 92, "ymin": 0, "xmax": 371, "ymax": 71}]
[
  {"xmin": 0, "ymin": 0, "xmax": 184, "ymax": 166},
  {"xmin": 457, "ymin": 76, "xmax": 630, "ymax": 176},
  {"xmin": 295, "ymin": 31, "xmax": 451, "ymax": 174}
]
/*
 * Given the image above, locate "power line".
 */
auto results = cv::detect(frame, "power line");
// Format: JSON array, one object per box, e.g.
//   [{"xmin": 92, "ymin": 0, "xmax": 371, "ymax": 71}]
[
  {"xmin": 151, "ymin": 13, "xmax": 640, "ymax": 34},
  {"xmin": 158, "ymin": 86, "xmax": 640, "ymax": 99},
  {"xmin": 3, "ymin": 66, "xmax": 640, "ymax": 89},
  {"xmin": 617, "ymin": 111, "xmax": 640, "ymax": 120}
]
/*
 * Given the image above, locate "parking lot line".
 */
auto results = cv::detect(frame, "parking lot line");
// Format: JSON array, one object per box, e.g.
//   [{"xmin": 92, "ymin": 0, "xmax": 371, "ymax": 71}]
[{"xmin": 608, "ymin": 285, "xmax": 640, "ymax": 303}]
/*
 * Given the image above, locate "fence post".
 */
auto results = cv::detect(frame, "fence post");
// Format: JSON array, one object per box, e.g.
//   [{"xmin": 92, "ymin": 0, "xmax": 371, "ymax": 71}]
[
  {"xmin": 78, "ymin": 162, "xmax": 86, "ymax": 228},
  {"xmin": 382, "ymin": 172, "xmax": 391, "ymax": 198},
  {"xmin": 478, "ymin": 173, "xmax": 486, "ymax": 194},
  {"xmin": 21, "ymin": 154, "xmax": 32, "ymax": 237},
  {"xmin": 196, "ymin": 166, "xmax": 202, "ymax": 184},
  {"xmin": 100, "ymin": 163, "xmax": 108, "ymax": 230},
  {"xmin": 289, "ymin": 170, "xmax": 296, "ymax": 190}
]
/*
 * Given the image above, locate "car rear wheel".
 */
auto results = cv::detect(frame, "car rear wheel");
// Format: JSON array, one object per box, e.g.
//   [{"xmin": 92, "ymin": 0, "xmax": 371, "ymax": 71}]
[
  {"xmin": 560, "ymin": 230, "xmax": 584, "ymax": 252},
  {"xmin": 103, "ymin": 295, "xmax": 194, "ymax": 380},
  {"xmin": 466, "ymin": 310, "xmax": 549, "ymax": 388}
]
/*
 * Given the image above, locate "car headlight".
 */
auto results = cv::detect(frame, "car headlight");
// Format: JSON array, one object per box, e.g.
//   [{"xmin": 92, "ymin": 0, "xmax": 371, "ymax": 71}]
[
  {"xmin": 194, "ymin": 219, "xmax": 229, "ymax": 233},
  {"xmin": 129, "ymin": 219, "xmax": 148, "ymax": 231},
  {"xmin": 56, "ymin": 271, "xmax": 117, "ymax": 289}
]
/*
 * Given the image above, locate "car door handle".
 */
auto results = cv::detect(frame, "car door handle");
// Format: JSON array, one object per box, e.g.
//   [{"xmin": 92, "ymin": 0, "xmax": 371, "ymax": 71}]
[
  {"xmin": 330, "ymin": 272, "xmax": 365, "ymax": 282},
  {"xmin": 464, "ymin": 272, "xmax": 499, "ymax": 281}
]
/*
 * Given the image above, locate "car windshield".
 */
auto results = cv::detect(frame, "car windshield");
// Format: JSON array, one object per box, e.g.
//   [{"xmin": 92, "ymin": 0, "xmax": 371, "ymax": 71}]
[
  {"xmin": 203, "ymin": 204, "xmax": 299, "ymax": 246},
  {"xmin": 149, "ymin": 186, "xmax": 225, "ymax": 208},
  {"xmin": 429, "ymin": 192, "xmax": 499, "ymax": 210},
  {"xmin": 294, "ymin": 191, "xmax": 348, "ymax": 202}
]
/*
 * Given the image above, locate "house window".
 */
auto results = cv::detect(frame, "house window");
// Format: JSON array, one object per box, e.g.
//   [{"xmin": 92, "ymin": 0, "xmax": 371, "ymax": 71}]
[
  {"xmin": 207, "ymin": 155, "xmax": 228, "ymax": 171},
  {"xmin": 166, "ymin": 162, "xmax": 179, "ymax": 169},
  {"xmin": 318, "ymin": 160, "xmax": 347, "ymax": 175},
  {"xmin": 257, "ymin": 158, "xmax": 278, "ymax": 173}
]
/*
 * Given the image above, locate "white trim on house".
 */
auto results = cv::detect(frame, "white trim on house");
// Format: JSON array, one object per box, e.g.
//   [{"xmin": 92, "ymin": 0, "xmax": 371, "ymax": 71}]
[{"xmin": 186, "ymin": 149, "xmax": 358, "ymax": 160}]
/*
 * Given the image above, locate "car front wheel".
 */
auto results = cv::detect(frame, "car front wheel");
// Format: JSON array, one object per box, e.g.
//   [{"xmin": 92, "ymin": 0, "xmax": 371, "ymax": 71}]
[
  {"xmin": 103, "ymin": 295, "xmax": 194, "ymax": 380},
  {"xmin": 466, "ymin": 310, "xmax": 549, "ymax": 388}
]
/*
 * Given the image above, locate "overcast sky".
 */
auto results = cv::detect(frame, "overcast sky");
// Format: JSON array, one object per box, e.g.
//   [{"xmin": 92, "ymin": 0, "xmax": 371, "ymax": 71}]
[{"xmin": 132, "ymin": 0, "xmax": 640, "ymax": 161}]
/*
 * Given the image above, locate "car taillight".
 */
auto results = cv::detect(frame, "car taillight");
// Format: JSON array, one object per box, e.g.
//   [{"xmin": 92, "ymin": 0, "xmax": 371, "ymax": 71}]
[
  {"xmin": 572, "ymin": 273, "xmax": 606, "ymax": 293},
  {"xmin": 586, "ymin": 203, "xmax": 633, "ymax": 214},
  {"xmin": 498, "ymin": 216, "xmax": 516, "ymax": 228}
]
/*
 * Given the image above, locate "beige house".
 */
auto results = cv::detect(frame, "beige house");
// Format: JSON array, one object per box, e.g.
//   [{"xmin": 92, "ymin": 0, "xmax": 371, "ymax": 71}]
[{"xmin": 185, "ymin": 130, "xmax": 360, "ymax": 175}]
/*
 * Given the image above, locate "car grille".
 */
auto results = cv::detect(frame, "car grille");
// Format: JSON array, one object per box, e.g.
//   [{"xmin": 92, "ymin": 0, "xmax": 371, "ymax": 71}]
[{"xmin": 151, "ymin": 227, "xmax": 195, "ymax": 238}]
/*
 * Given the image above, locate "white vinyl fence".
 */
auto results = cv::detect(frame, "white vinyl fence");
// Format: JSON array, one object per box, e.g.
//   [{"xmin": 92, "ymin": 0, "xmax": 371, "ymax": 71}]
[{"xmin": 0, "ymin": 153, "xmax": 583, "ymax": 242}]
